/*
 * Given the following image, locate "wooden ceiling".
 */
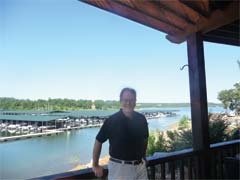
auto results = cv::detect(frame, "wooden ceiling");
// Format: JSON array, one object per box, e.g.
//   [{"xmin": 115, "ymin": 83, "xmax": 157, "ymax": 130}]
[{"xmin": 80, "ymin": 0, "xmax": 239, "ymax": 46}]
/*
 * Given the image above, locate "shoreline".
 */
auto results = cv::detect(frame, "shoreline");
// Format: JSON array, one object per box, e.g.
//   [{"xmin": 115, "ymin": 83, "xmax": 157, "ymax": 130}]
[
  {"xmin": 69, "ymin": 122, "xmax": 179, "ymax": 171},
  {"xmin": 70, "ymin": 155, "xmax": 110, "ymax": 171}
]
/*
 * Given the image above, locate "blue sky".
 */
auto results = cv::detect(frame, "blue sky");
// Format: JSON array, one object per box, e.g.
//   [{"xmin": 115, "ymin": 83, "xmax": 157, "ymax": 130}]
[{"xmin": 1, "ymin": 0, "xmax": 239, "ymax": 103}]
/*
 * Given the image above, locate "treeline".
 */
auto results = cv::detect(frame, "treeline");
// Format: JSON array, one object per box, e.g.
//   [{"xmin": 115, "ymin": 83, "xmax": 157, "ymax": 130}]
[
  {"xmin": 0, "ymin": 97, "xmax": 221, "ymax": 111},
  {"xmin": 0, "ymin": 97, "xmax": 119, "ymax": 110}
]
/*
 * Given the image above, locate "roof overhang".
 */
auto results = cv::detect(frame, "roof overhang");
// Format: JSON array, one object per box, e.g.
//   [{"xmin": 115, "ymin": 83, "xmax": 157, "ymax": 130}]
[{"xmin": 80, "ymin": 0, "xmax": 239, "ymax": 46}]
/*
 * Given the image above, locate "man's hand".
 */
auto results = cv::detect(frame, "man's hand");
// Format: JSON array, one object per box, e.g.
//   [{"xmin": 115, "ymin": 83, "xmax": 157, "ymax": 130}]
[
  {"xmin": 92, "ymin": 165, "xmax": 104, "ymax": 178},
  {"xmin": 143, "ymin": 157, "xmax": 148, "ymax": 167},
  {"xmin": 92, "ymin": 140, "xmax": 104, "ymax": 177}
]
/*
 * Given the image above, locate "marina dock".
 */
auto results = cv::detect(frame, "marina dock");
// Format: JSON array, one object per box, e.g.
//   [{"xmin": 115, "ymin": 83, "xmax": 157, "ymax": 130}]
[
  {"xmin": 0, "ymin": 110, "xmax": 174, "ymax": 143},
  {"xmin": 0, "ymin": 124, "xmax": 102, "ymax": 143},
  {"xmin": 0, "ymin": 130, "xmax": 64, "ymax": 142},
  {"xmin": 59, "ymin": 124, "xmax": 102, "ymax": 131}
]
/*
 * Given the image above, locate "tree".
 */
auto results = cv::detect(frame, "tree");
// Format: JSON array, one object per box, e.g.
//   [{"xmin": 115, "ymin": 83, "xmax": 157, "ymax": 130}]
[
  {"xmin": 94, "ymin": 100, "xmax": 104, "ymax": 109},
  {"xmin": 166, "ymin": 129, "xmax": 192, "ymax": 151},
  {"xmin": 147, "ymin": 130, "xmax": 167, "ymax": 155},
  {"xmin": 178, "ymin": 115, "xmax": 191, "ymax": 130},
  {"xmin": 209, "ymin": 119, "xmax": 229, "ymax": 143},
  {"xmin": 217, "ymin": 82, "xmax": 240, "ymax": 112}
]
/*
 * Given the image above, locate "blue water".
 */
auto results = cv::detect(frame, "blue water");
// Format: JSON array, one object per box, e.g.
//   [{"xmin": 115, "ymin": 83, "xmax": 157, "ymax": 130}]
[
  {"xmin": 0, "ymin": 107, "xmax": 223, "ymax": 179},
  {"xmin": 0, "ymin": 128, "xmax": 109, "ymax": 179}
]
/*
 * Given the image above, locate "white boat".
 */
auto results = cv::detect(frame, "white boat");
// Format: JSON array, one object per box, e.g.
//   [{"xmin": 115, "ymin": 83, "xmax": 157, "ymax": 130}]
[
  {"xmin": 7, "ymin": 124, "xmax": 17, "ymax": 133},
  {"xmin": 0, "ymin": 123, "xmax": 7, "ymax": 132},
  {"xmin": 20, "ymin": 126, "xmax": 29, "ymax": 134}
]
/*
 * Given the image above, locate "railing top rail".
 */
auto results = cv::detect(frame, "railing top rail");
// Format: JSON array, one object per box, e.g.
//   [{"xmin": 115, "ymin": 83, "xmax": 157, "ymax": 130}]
[
  {"xmin": 147, "ymin": 148, "xmax": 195, "ymax": 166},
  {"xmin": 30, "ymin": 139, "xmax": 240, "ymax": 180},
  {"xmin": 210, "ymin": 139, "xmax": 240, "ymax": 149}
]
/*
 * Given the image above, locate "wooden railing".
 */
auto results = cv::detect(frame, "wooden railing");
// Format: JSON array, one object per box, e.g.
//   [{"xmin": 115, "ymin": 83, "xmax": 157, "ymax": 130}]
[
  {"xmin": 31, "ymin": 139, "xmax": 239, "ymax": 180},
  {"xmin": 147, "ymin": 139, "xmax": 239, "ymax": 179}
]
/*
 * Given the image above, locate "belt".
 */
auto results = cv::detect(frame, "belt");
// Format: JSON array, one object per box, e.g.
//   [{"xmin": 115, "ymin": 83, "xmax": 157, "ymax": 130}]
[{"xmin": 110, "ymin": 157, "xmax": 142, "ymax": 165}]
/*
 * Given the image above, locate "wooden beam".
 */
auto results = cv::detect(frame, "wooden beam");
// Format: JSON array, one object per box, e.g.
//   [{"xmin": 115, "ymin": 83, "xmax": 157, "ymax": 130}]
[
  {"xmin": 187, "ymin": 32, "xmax": 210, "ymax": 178},
  {"xmin": 81, "ymin": 0, "xmax": 184, "ymax": 35},
  {"xmin": 180, "ymin": 0, "xmax": 210, "ymax": 17},
  {"xmin": 167, "ymin": 1, "xmax": 239, "ymax": 44},
  {"xmin": 202, "ymin": 1, "xmax": 239, "ymax": 33}
]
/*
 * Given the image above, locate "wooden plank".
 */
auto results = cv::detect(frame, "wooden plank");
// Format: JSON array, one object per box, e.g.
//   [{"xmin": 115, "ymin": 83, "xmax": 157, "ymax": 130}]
[
  {"xmin": 170, "ymin": 161, "xmax": 175, "ymax": 179},
  {"xmin": 149, "ymin": 166, "xmax": 156, "ymax": 180},
  {"xmin": 187, "ymin": 32, "xmax": 210, "ymax": 179},
  {"xmin": 180, "ymin": 160, "xmax": 184, "ymax": 179},
  {"xmin": 180, "ymin": 0, "xmax": 210, "ymax": 17},
  {"xmin": 119, "ymin": 0, "xmax": 196, "ymax": 29},
  {"xmin": 187, "ymin": 158, "xmax": 193, "ymax": 179},
  {"xmin": 81, "ymin": 0, "xmax": 184, "ymax": 35},
  {"xmin": 167, "ymin": 1, "xmax": 239, "ymax": 43},
  {"xmin": 161, "ymin": 163, "xmax": 166, "ymax": 179},
  {"xmin": 210, "ymin": 151, "xmax": 217, "ymax": 179}
]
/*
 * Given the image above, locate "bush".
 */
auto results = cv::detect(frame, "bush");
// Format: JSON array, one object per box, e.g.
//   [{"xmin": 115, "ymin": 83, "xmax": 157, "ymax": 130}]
[
  {"xmin": 147, "ymin": 129, "xmax": 167, "ymax": 155},
  {"xmin": 178, "ymin": 115, "xmax": 191, "ymax": 130},
  {"xmin": 147, "ymin": 117, "xmax": 237, "ymax": 155},
  {"xmin": 209, "ymin": 119, "xmax": 229, "ymax": 143},
  {"xmin": 166, "ymin": 129, "xmax": 192, "ymax": 151}
]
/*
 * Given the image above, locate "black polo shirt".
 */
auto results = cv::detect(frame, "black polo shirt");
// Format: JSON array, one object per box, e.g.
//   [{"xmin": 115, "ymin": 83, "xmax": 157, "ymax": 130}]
[{"xmin": 96, "ymin": 109, "xmax": 149, "ymax": 160}]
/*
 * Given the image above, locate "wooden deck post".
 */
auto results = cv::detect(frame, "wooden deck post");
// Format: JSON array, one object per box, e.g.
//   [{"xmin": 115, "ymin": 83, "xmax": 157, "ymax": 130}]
[{"xmin": 187, "ymin": 32, "xmax": 210, "ymax": 179}]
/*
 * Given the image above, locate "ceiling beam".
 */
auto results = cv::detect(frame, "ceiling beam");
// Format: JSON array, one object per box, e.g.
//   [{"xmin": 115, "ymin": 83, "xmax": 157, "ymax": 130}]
[
  {"xmin": 167, "ymin": 1, "xmax": 239, "ymax": 44},
  {"xmin": 80, "ymin": 0, "xmax": 239, "ymax": 45},
  {"xmin": 81, "ymin": 0, "xmax": 185, "ymax": 35}
]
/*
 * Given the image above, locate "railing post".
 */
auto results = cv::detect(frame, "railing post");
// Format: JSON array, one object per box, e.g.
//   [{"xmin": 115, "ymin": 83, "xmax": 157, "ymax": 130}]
[
  {"xmin": 169, "ymin": 161, "xmax": 175, "ymax": 179},
  {"xmin": 148, "ymin": 166, "xmax": 155, "ymax": 180},
  {"xmin": 180, "ymin": 160, "xmax": 184, "ymax": 179},
  {"xmin": 160, "ymin": 163, "xmax": 166, "ymax": 179},
  {"xmin": 187, "ymin": 158, "xmax": 193, "ymax": 179}
]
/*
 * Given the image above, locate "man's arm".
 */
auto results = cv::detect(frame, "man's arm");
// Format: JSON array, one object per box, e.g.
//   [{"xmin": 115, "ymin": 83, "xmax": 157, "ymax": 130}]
[
  {"xmin": 143, "ymin": 137, "xmax": 148, "ymax": 165},
  {"xmin": 143, "ymin": 137, "xmax": 148, "ymax": 154},
  {"xmin": 92, "ymin": 139, "xmax": 104, "ymax": 177}
]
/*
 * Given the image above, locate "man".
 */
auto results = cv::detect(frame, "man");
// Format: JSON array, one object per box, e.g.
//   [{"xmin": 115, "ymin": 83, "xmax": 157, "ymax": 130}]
[{"xmin": 92, "ymin": 87, "xmax": 149, "ymax": 179}]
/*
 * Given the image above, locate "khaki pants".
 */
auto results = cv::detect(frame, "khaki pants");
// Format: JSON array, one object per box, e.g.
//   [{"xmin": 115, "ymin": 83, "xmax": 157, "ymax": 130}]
[{"xmin": 108, "ymin": 159, "xmax": 148, "ymax": 180}]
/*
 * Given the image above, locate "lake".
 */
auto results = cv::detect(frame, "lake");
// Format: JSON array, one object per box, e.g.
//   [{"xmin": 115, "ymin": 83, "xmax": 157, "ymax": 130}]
[{"xmin": 0, "ymin": 106, "xmax": 223, "ymax": 179}]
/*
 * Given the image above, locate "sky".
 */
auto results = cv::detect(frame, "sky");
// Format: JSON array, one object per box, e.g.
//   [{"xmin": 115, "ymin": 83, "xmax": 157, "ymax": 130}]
[{"xmin": 0, "ymin": 0, "xmax": 239, "ymax": 103}]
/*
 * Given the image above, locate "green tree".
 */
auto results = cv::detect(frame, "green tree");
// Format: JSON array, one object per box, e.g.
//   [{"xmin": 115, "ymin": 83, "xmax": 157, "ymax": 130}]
[
  {"xmin": 227, "ymin": 127, "xmax": 240, "ymax": 140},
  {"xmin": 166, "ymin": 129, "xmax": 192, "ymax": 151},
  {"xmin": 94, "ymin": 100, "xmax": 104, "ymax": 109},
  {"xmin": 217, "ymin": 82, "xmax": 240, "ymax": 112},
  {"xmin": 209, "ymin": 119, "xmax": 230, "ymax": 143},
  {"xmin": 147, "ymin": 130, "xmax": 167, "ymax": 155},
  {"xmin": 178, "ymin": 115, "xmax": 191, "ymax": 130}
]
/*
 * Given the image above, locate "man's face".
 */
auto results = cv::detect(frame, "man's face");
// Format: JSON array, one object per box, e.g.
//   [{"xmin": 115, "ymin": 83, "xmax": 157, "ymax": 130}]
[{"xmin": 120, "ymin": 90, "xmax": 136, "ymax": 114}]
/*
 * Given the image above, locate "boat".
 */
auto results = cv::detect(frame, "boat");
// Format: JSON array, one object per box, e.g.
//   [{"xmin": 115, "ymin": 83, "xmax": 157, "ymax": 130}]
[{"xmin": 7, "ymin": 124, "xmax": 17, "ymax": 133}]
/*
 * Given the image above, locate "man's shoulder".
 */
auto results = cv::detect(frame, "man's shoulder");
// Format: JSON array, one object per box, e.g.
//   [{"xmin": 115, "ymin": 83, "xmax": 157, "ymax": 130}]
[
  {"xmin": 134, "ymin": 111, "xmax": 146, "ymax": 119},
  {"xmin": 105, "ymin": 110, "xmax": 121, "ymax": 123},
  {"xmin": 108, "ymin": 110, "xmax": 122, "ymax": 120}
]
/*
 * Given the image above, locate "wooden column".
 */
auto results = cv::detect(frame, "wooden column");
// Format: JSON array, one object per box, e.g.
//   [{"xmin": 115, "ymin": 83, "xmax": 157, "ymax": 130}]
[{"xmin": 187, "ymin": 32, "xmax": 210, "ymax": 179}]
